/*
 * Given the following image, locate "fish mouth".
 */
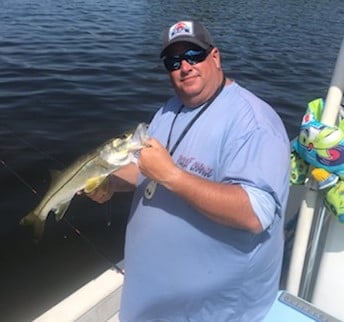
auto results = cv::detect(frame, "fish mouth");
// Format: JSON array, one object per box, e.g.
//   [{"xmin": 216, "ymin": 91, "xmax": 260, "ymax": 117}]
[
  {"xmin": 130, "ymin": 123, "xmax": 149, "ymax": 148},
  {"xmin": 105, "ymin": 151, "xmax": 132, "ymax": 164},
  {"xmin": 100, "ymin": 123, "xmax": 149, "ymax": 165},
  {"xmin": 112, "ymin": 123, "xmax": 148, "ymax": 151}
]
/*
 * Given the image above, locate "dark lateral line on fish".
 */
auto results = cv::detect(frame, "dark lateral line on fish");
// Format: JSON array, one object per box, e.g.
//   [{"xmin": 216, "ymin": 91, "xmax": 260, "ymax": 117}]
[
  {"xmin": 42, "ymin": 135, "xmax": 135, "ymax": 210},
  {"xmin": 40, "ymin": 135, "xmax": 133, "ymax": 211},
  {"xmin": 37, "ymin": 153, "xmax": 103, "ymax": 213}
]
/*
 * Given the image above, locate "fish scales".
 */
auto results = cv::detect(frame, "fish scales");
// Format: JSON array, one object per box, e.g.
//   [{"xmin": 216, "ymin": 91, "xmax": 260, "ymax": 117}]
[{"xmin": 20, "ymin": 123, "xmax": 148, "ymax": 241}]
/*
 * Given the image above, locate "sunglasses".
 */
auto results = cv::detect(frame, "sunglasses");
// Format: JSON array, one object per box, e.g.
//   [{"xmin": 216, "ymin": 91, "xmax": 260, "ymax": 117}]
[{"xmin": 163, "ymin": 47, "xmax": 213, "ymax": 72}]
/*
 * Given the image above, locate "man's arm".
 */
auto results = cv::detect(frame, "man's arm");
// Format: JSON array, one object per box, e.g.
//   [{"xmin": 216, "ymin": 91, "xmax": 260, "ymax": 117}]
[
  {"xmin": 138, "ymin": 138, "xmax": 263, "ymax": 234},
  {"xmin": 164, "ymin": 168, "xmax": 263, "ymax": 233}
]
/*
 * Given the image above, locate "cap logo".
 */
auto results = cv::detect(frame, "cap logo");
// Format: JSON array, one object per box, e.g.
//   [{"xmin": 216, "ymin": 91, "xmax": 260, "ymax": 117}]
[{"xmin": 169, "ymin": 21, "xmax": 194, "ymax": 41}]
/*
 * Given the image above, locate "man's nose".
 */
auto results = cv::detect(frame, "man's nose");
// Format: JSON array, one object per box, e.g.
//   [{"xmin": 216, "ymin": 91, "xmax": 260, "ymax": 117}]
[{"xmin": 180, "ymin": 59, "xmax": 192, "ymax": 71}]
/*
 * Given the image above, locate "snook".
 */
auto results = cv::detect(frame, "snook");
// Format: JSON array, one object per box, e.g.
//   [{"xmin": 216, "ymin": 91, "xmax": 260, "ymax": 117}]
[{"xmin": 20, "ymin": 123, "xmax": 148, "ymax": 241}]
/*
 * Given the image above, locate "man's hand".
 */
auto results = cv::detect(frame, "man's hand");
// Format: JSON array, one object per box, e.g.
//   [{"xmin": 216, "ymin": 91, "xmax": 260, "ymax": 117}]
[
  {"xmin": 84, "ymin": 176, "xmax": 114, "ymax": 204},
  {"xmin": 138, "ymin": 138, "xmax": 180, "ymax": 185}
]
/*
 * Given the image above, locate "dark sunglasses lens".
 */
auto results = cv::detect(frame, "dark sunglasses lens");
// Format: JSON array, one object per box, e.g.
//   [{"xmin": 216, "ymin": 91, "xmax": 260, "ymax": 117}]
[
  {"xmin": 164, "ymin": 58, "xmax": 181, "ymax": 71},
  {"xmin": 184, "ymin": 50, "xmax": 207, "ymax": 65},
  {"xmin": 163, "ymin": 48, "xmax": 210, "ymax": 71}
]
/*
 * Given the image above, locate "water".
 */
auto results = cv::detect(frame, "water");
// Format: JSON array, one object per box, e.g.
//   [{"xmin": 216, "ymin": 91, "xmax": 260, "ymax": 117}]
[{"xmin": 0, "ymin": 0, "xmax": 343, "ymax": 320}]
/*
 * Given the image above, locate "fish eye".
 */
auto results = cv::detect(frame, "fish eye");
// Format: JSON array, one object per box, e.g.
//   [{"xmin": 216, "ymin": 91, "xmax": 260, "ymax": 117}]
[{"xmin": 120, "ymin": 131, "xmax": 132, "ymax": 140}]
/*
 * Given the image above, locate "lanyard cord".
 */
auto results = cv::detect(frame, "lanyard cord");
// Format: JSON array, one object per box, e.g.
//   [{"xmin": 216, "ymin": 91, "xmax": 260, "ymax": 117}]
[{"xmin": 166, "ymin": 75, "xmax": 226, "ymax": 156}]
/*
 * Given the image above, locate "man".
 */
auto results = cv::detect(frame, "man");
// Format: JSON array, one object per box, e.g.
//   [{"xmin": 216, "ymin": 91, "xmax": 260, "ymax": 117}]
[{"xmin": 88, "ymin": 20, "xmax": 290, "ymax": 322}]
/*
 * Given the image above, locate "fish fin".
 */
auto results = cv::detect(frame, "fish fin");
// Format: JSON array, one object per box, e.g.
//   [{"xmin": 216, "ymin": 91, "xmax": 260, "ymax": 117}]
[
  {"xmin": 54, "ymin": 201, "xmax": 71, "ymax": 222},
  {"xmin": 20, "ymin": 212, "xmax": 45, "ymax": 243},
  {"xmin": 84, "ymin": 176, "xmax": 107, "ymax": 193}
]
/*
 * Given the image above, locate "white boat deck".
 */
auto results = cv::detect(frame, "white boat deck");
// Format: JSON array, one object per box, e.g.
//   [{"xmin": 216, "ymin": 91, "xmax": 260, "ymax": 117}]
[{"xmin": 34, "ymin": 267, "xmax": 123, "ymax": 322}]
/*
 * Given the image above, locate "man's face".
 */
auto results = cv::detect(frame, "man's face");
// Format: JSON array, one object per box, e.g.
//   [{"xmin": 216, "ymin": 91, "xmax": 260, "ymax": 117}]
[{"xmin": 164, "ymin": 42, "xmax": 221, "ymax": 107}]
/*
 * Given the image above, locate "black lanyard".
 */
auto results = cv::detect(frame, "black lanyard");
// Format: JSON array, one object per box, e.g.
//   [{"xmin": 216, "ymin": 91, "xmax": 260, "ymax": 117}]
[{"xmin": 166, "ymin": 76, "xmax": 226, "ymax": 156}]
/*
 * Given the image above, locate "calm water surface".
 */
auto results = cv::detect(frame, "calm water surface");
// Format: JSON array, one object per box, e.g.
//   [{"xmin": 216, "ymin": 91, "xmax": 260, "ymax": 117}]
[{"xmin": 0, "ymin": 0, "xmax": 343, "ymax": 320}]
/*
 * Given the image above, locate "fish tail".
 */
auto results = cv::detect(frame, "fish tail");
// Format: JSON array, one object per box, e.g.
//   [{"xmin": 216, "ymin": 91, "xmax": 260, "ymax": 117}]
[{"xmin": 20, "ymin": 212, "xmax": 45, "ymax": 242}]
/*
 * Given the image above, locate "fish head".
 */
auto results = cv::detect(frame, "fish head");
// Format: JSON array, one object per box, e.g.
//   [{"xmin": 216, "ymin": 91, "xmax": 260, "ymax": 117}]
[
  {"xmin": 100, "ymin": 123, "xmax": 149, "ymax": 165},
  {"xmin": 128, "ymin": 122, "xmax": 149, "ymax": 151}
]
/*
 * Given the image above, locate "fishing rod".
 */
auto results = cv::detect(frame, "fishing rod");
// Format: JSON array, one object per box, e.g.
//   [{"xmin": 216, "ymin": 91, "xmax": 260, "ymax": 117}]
[
  {"xmin": 0, "ymin": 122, "xmax": 65, "ymax": 166},
  {"xmin": 0, "ymin": 130, "xmax": 124, "ymax": 275}
]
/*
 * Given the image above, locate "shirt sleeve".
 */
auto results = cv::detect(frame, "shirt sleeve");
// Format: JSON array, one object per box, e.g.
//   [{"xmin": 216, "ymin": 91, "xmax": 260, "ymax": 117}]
[{"xmin": 241, "ymin": 183, "xmax": 277, "ymax": 230}]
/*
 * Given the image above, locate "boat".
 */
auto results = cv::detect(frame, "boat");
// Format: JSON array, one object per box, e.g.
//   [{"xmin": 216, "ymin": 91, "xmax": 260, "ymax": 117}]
[{"xmin": 33, "ymin": 37, "xmax": 344, "ymax": 322}]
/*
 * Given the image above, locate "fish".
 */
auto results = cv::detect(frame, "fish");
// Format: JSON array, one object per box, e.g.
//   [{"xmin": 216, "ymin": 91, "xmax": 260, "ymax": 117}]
[{"xmin": 20, "ymin": 122, "xmax": 148, "ymax": 241}]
